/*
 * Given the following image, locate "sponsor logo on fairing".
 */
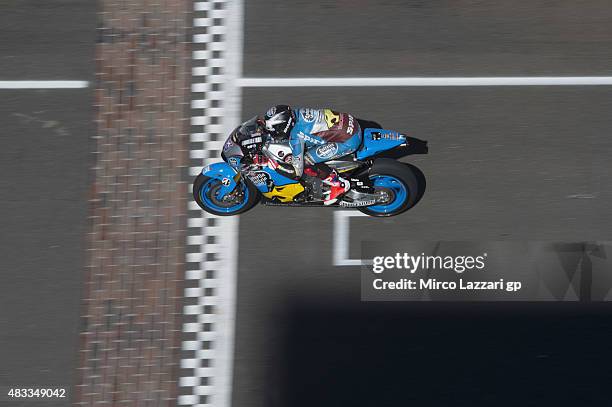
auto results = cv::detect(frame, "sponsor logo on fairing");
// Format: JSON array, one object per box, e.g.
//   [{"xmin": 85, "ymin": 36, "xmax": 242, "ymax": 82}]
[
  {"xmin": 247, "ymin": 171, "xmax": 272, "ymax": 188},
  {"xmin": 241, "ymin": 136, "xmax": 262, "ymax": 146},
  {"xmin": 372, "ymin": 131, "xmax": 402, "ymax": 141},
  {"xmin": 224, "ymin": 136, "xmax": 240, "ymax": 151},
  {"xmin": 316, "ymin": 143, "xmax": 338, "ymax": 158},
  {"xmin": 221, "ymin": 178, "xmax": 231, "ymax": 186},
  {"xmin": 228, "ymin": 157, "xmax": 239, "ymax": 167}
]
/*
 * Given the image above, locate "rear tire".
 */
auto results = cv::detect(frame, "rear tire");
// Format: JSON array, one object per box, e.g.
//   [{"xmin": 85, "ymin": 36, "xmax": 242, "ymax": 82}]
[
  {"xmin": 358, "ymin": 159, "xmax": 422, "ymax": 217},
  {"xmin": 193, "ymin": 174, "xmax": 260, "ymax": 216}
]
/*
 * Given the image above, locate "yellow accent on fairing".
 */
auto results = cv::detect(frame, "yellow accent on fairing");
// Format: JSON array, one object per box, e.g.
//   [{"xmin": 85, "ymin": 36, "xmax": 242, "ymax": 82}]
[{"xmin": 262, "ymin": 183, "xmax": 305, "ymax": 202}]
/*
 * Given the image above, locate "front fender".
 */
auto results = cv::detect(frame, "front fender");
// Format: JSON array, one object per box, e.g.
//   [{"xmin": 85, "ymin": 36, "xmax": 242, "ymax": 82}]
[{"xmin": 201, "ymin": 162, "xmax": 240, "ymax": 199}]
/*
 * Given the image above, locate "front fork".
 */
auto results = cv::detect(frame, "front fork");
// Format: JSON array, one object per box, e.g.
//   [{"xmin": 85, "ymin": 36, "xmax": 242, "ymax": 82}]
[{"xmin": 217, "ymin": 172, "xmax": 243, "ymax": 200}]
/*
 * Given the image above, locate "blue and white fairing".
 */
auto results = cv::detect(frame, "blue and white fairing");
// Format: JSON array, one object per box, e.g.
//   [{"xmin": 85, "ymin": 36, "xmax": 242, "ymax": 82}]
[
  {"xmin": 356, "ymin": 129, "xmax": 407, "ymax": 160},
  {"xmin": 202, "ymin": 157, "xmax": 298, "ymax": 199},
  {"xmin": 243, "ymin": 166, "xmax": 297, "ymax": 194}
]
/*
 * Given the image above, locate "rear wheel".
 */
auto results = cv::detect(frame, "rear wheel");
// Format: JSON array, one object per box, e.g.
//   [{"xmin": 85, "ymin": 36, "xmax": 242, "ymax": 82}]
[
  {"xmin": 358, "ymin": 159, "xmax": 421, "ymax": 217},
  {"xmin": 193, "ymin": 174, "xmax": 260, "ymax": 216}
]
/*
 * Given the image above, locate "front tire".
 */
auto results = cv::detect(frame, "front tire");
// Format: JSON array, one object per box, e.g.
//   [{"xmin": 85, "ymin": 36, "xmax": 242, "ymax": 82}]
[
  {"xmin": 193, "ymin": 174, "xmax": 260, "ymax": 216},
  {"xmin": 358, "ymin": 159, "xmax": 422, "ymax": 217}
]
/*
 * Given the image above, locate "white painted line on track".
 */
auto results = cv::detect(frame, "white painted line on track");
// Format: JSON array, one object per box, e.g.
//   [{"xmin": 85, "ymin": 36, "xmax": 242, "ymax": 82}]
[
  {"xmin": 238, "ymin": 77, "xmax": 612, "ymax": 87},
  {"xmin": 333, "ymin": 211, "xmax": 371, "ymax": 267},
  {"xmin": 0, "ymin": 80, "xmax": 89, "ymax": 89}
]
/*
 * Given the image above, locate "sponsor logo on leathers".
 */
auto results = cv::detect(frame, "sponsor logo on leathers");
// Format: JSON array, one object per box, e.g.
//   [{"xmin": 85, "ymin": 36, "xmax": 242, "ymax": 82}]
[
  {"xmin": 316, "ymin": 143, "xmax": 338, "ymax": 159},
  {"xmin": 314, "ymin": 111, "xmax": 359, "ymax": 142},
  {"xmin": 298, "ymin": 131, "xmax": 325, "ymax": 145},
  {"xmin": 301, "ymin": 108, "xmax": 316, "ymax": 122}
]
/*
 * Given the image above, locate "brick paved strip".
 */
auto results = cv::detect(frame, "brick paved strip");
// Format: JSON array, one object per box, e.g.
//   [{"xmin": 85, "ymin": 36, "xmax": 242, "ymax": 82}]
[{"xmin": 75, "ymin": 1, "xmax": 191, "ymax": 405}]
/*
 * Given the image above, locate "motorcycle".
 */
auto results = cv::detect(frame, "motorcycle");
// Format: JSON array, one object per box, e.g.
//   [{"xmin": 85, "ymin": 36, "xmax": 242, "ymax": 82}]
[{"xmin": 193, "ymin": 116, "xmax": 428, "ymax": 217}]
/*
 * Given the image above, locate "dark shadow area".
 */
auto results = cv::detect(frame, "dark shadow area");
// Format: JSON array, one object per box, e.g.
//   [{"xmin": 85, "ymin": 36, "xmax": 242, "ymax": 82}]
[
  {"xmin": 276, "ymin": 300, "xmax": 612, "ymax": 407},
  {"xmin": 403, "ymin": 162, "xmax": 427, "ymax": 206}
]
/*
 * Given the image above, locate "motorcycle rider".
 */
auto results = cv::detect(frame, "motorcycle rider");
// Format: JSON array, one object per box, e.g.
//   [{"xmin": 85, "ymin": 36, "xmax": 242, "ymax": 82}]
[{"xmin": 263, "ymin": 105, "xmax": 362, "ymax": 205}]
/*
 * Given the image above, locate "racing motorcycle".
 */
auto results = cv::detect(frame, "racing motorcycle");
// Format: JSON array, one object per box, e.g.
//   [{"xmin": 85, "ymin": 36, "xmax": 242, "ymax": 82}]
[{"xmin": 193, "ymin": 117, "xmax": 427, "ymax": 217}]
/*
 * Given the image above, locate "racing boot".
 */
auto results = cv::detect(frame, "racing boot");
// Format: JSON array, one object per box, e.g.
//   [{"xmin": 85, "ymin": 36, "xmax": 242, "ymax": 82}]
[
  {"xmin": 322, "ymin": 169, "xmax": 350, "ymax": 205},
  {"xmin": 303, "ymin": 166, "xmax": 319, "ymax": 177}
]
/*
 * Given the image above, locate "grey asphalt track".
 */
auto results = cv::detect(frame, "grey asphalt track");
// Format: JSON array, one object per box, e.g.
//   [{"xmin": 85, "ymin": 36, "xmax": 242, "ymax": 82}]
[
  {"xmin": 244, "ymin": 0, "xmax": 612, "ymax": 77},
  {"xmin": 0, "ymin": 1, "xmax": 94, "ymax": 405},
  {"xmin": 233, "ymin": 2, "xmax": 612, "ymax": 407},
  {"xmin": 0, "ymin": 0, "xmax": 94, "ymax": 80}
]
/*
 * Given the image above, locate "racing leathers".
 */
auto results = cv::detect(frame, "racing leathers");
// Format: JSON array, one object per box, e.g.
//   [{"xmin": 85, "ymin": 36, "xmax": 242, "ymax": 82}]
[{"xmin": 288, "ymin": 108, "xmax": 362, "ymax": 204}]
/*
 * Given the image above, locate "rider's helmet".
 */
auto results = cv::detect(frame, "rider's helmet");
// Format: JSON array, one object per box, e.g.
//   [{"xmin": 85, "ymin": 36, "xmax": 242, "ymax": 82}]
[{"xmin": 263, "ymin": 105, "xmax": 295, "ymax": 141}]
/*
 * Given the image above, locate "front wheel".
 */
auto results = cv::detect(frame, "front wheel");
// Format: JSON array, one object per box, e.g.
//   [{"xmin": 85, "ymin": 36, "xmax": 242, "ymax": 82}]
[
  {"xmin": 358, "ymin": 159, "xmax": 422, "ymax": 217},
  {"xmin": 193, "ymin": 174, "xmax": 260, "ymax": 216}
]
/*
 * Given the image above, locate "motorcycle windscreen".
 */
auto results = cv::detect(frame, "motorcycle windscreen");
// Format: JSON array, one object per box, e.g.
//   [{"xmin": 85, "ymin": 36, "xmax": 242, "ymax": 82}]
[{"xmin": 356, "ymin": 129, "xmax": 406, "ymax": 160}]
